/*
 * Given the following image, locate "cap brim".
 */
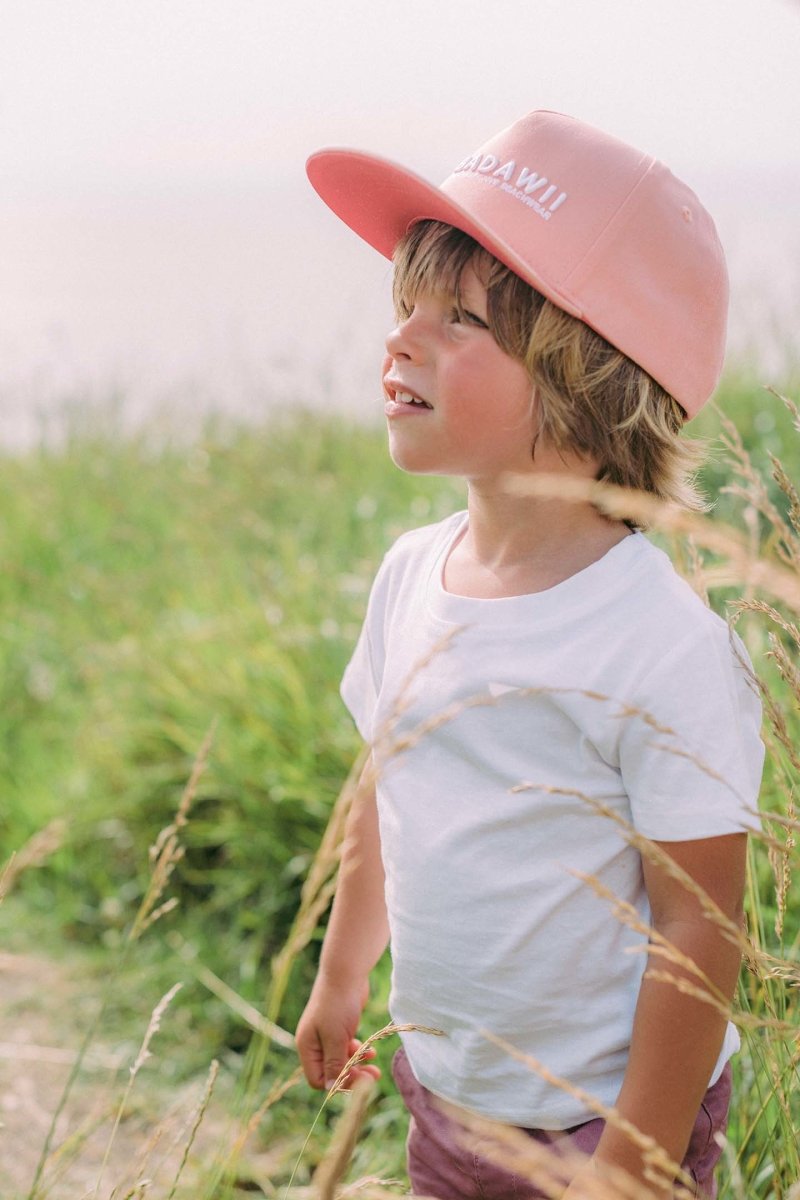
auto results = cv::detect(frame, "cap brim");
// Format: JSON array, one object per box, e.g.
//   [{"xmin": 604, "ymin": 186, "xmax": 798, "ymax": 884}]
[{"xmin": 305, "ymin": 148, "xmax": 581, "ymax": 317}]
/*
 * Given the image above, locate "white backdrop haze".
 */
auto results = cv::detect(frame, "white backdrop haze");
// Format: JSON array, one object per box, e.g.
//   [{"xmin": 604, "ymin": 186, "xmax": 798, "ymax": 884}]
[{"xmin": 1, "ymin": 0, "xmax": 799, "ymax": 447}]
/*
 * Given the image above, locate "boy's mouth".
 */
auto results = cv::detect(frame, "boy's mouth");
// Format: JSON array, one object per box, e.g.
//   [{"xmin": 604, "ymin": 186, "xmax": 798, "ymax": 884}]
[
  {"xmin": 395, "ymin": 391, "xmax": 433, "ymax": 410},
  {"xmin": 385, "ymin": 380, "xmax": 433, "ymax": 410}
]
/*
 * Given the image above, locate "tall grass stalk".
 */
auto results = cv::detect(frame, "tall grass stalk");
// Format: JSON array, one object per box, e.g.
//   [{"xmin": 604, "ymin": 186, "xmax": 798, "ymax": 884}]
[
  {"xmin": 280, "ymin": 1022, "xmax": 443, "ymax": 1200},
  {"xmin": 129, "ymin": 722, "xmax": 217, "ymax": 943},
  {"xmin": 201, "ymin": 749, "xmax": 370, "ymax": 1198},
  {"xmin": 169, "ymin": 932, "xmax": 294, "ymax": 1048},
  {"xmin": 24, "ymin": 727, "xmax": 214, "ymax": 1200},
  {"xmin": 94, "ymin": 982, "xmax": 183, "ymax": 1198},
  {"xmin": 313, "ymin": 1076, "xmax": 376, "ymax": 1200},
  {"xmin": 165, "ymin": 1058, "xmax": 220, "ymax": 1200},
  {"xmin": 0, "ymin": 819, "xmax": 65, "ymax": 903}
]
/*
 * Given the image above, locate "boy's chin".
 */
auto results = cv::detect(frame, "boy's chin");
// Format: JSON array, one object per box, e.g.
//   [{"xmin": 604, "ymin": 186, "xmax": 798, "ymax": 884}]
[{"xmin": 387, "ymin": 441, "xmax": 442, "ymax": 477}]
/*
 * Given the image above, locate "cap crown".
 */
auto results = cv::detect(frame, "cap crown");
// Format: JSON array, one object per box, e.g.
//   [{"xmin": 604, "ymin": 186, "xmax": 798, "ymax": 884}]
[{"xmin": 307, "ymin": 110, "xmax": 729, "ymax": 416}]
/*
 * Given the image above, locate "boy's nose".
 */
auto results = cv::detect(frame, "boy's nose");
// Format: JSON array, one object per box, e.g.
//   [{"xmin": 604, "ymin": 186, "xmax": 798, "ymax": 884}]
[{"xmin": 385, "ymin": 310, "xmax": 427, "ymax": 362}]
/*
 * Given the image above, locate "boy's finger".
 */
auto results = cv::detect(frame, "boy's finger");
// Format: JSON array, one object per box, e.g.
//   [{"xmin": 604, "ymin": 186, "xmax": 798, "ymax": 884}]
[
  {"xmin": 346, "ymin": 1037, "xmax": 377, "ymax": 1060},
  {"xmin": 348, "ymin": 1040, "xmax": 381, "ymax": 1067},
  {"xmin": 298, "ymin": 1039, "xmax": 327, "ymax": 1090},
  {"xmin": 323, "ymin": 1035, "xmax": 380, "ymax": 1089},
  {"xmin": 323, "ymin": 1052, "xmax": 350, "ymax": 1090},
  {"xmin": 332, "ymin": 1062, "xmax": 382, "ymax": 1090}
]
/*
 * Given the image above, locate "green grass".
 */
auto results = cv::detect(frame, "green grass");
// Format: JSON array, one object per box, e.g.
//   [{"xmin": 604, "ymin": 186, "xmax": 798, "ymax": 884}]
[
  {"xmin": 1, "ymin": 376, "xmax": 798, "ymax": 1197},
  {"xmin": 0, "ymin": 411, "xmax": 460, "ymax": 1038}
]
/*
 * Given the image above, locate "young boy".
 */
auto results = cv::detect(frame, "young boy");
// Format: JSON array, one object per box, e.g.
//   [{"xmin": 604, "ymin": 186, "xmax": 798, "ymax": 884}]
[{"xmin": 296, "ymin": 111, "xmax": 764, "ymax": 1199}]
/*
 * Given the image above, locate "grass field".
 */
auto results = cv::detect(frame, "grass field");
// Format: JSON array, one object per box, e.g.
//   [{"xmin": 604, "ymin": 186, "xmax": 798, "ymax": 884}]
[{"xmin": 1, "ymin": 377, "xmax": 798, "ymax": 1198}]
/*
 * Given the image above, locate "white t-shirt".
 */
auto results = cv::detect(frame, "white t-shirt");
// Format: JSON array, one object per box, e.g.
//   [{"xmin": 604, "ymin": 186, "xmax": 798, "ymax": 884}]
[{"xmin": 341, "ymin": 512, "xmax": 764, "ymax": 1128}]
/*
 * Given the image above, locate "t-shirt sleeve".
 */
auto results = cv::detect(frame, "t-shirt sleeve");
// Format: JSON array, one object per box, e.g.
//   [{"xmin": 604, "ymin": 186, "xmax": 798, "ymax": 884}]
[
  {"xmin": 618, "ymin": 624, "xmax": 764, "ymax": 840},
  {"xmin": 339, "ymin": 513, "xmax": 464, "ymax": 747},
  {"xmin": 340, "ymin": 547, "xmax": 395, "ymax": 744},
  {"xmin": 340, "ymin": 617, "xmax": 381, "ymax": 743}
]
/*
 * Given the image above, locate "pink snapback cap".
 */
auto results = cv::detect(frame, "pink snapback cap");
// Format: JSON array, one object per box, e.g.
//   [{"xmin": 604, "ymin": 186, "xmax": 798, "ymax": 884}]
[{"xmin": 306, "ymin": 110, "xmax": 728, "ymax": 418}]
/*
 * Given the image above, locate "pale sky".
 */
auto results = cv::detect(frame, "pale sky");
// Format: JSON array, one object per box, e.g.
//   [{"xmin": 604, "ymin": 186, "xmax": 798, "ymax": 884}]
[
  {"xmin": 1, "ymin": 1, "xmax": 798, "ymax": 444},
  {"xmin": 3, "ymin": 0, "xmax": 799, "ymax": 191}
]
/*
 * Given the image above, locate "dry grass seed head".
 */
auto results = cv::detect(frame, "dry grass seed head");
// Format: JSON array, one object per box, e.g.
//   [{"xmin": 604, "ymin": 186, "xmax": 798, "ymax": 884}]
[
  {"xmin": 0, "ymin": 817, "xmax": 66, "ymax": 902},
  {"xmin": 729, "ymin": 598, "xmax": 800, "ymax": 652},
  {"xmin": 675, "ymin": 534, "xmax": 710, "ymax": 605},
  {"xmin": 770, "ymin": 452, "xmax": 800, "ymax": 542},
  {"xmin": 772, "ymin": 791, "xmax": 796, "ymax": 941},
  {"xmin": 326, "ymin": 1022, "xmax": 444, "ymax": 1100},
  {"xmin": 479, "ymin": 1030, "xmax": 695, "ymax": 1194},
  {"xmin": 164, "ymin": 1058, "xmax": 220, "ymax": 1200},
  {"xmin": 221, "ymin": 1066, "xmax": 305, "ymax": 1176},
  {"xmin": 766, "ymin": 631, "xmax": 800, "ymax": 701},
  {"xmin": 259, "ymin": 748, "xmax": 373, "ymax": 1068},
  {"xmin": 34, "ymin": 1101, "xmax": 119, "ymax": 1196},
  {"xmin": 504, "ymin": 472, "xmax": 800, "ymax": 611},
  {"xmin": 717, "ymin": 407, "xmax": 800, "ymax": 571},
  {"xmin": 370, "ymin": 627, "xmax": 465, "ymax": 759},
  {"xmin": 740, "ymin": 662, "xmax": 800, "ymax": 777},
  {"xmin": 767, "ymin": 384, "xmax": 800, "ymax": 435},
  {"xmin": 95, "ymin": 984, "xmax": 183, "ymax": 1199},
  {"xmin": 444, "ymin": 1103, "xmax": 683, "ymax": 1200},
  {"xmin": 130, "ymin": 721, "xmax": 217, "ymax": 942},
  {"xmin": 129, "ymin": 982, "xmax": 183, "ymax": 1078}
]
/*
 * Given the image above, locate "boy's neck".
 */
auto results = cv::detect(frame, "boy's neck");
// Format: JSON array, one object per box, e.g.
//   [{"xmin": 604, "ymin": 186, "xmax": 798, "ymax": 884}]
[{"xmin": 444, "ymin": 482, "xmax": 632, "ymax": 600}]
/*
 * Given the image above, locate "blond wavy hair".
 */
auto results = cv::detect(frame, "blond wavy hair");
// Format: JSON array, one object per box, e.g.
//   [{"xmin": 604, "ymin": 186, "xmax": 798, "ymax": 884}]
[{"xmin": 393, "ymin": 219, "xmax": 708, "ymax": 516}]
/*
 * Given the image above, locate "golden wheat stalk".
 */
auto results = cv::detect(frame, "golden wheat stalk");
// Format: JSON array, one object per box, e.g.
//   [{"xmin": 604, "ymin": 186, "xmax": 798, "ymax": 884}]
[
  {"xmin": 501, "ymin": 471, "xmax": 800, "ymax": 612},
  {"xmin": 442, "ymin": 1100, "xmax": 685, "ymax": 1200},
  {"xmin": 326, "ymin": 1022, "xmax": 444, "ymax": 1100},
  {"xmin": 94, "ymin": 983, "xmax": 183, "ymax": 1198},
  {"xmin": 480, "ymin": 1029, "xmax": 696, "ymax": 1195},
  {"xmin": 0, "ymin": 818, "xmax": 66, "ymax": 902},
  {"xmin": 313, "ymin": 1076, "xmax": 376, "ymax": 1200},
  {"xmin": 170, "ymin": 931, "xmax": 294, "ymax": 1048},
  {"xmin": 729, "ymin": 598, "xmax": 800, "ymax": 649},
  {"xmin": 270, "ymin": 746, "xmax": 372, "ymax": 996},
  {"xmin": 33, "ymin": 1102, "xmax": 117, "ymax": 1197},
  {"xmin": 513, "ymin": 782, "xmax": 753, "ymax": 961},
  {"xmin": 129, "ymin": 720, "xmax": 217, "ymax": 942},
  {"xmin": 213, "ymin": 1065, "xmax": 305, "ymax": 1187},
  {"xmin": 717, "ymin": 437, "xmax": 799, "ymax": 573},
  {"xmin": 773, "ymin": 792, "xmax": 796, "ymax": 940},
  {"xmin": 370, "ymin": 626, "xmax": 466, "ymax": 751},
  {"xmin": 165, "ymin": 1058, "xmax": 220, "ymax": 1200}
]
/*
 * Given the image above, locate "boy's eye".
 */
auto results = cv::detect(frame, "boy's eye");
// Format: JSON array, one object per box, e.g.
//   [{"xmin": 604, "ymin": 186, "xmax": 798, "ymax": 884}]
[{"xmin": 450, "ymin": 306, "xmax": 488, "ymax": 329}]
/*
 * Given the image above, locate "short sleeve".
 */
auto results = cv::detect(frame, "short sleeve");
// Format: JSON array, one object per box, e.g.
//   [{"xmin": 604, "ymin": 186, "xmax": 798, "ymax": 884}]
[
  {"xmin": 340, "ymin": 543, "xmax": 398, "ymax": 743},
  {"xmin": 340, "ymin": 619, "xmax": 380, "ymax": 743},
  {"xmin": 618, "ymin": 624, "xmax": 764, "ymax": 840}
]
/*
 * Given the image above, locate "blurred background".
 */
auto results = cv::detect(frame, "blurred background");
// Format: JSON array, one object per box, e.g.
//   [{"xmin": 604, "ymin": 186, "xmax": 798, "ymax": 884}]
[{"xmin": 1, "ymin": 0, "xmax": 799, "ymax": 449}]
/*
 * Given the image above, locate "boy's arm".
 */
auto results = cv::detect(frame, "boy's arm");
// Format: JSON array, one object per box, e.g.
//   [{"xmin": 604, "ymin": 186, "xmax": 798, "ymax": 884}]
[
  {"xmin": 565, "ymin": 832, "xmax": 747, "ymax": 1197},
  {"xmin": 296, "ymin": 757, "xmax": 390, "ymax": 1090}
]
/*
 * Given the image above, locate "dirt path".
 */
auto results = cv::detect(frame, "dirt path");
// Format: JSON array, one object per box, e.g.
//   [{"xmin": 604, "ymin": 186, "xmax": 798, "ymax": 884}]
[{"xmin": 0, "ymin": 948, "xmax": 228, "ymax": 1199}]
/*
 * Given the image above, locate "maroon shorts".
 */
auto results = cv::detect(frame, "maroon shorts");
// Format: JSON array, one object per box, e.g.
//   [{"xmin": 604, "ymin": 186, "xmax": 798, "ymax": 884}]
[{"xmin": 392, "ymin": 1046, "xmax": 731, "ymax": 1199}]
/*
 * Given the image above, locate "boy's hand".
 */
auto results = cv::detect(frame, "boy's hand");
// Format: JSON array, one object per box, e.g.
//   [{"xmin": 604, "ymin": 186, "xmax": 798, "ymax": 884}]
[{"xmin": 296, "ymin": 976, "xmax": 381, "ymax": 1091}]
